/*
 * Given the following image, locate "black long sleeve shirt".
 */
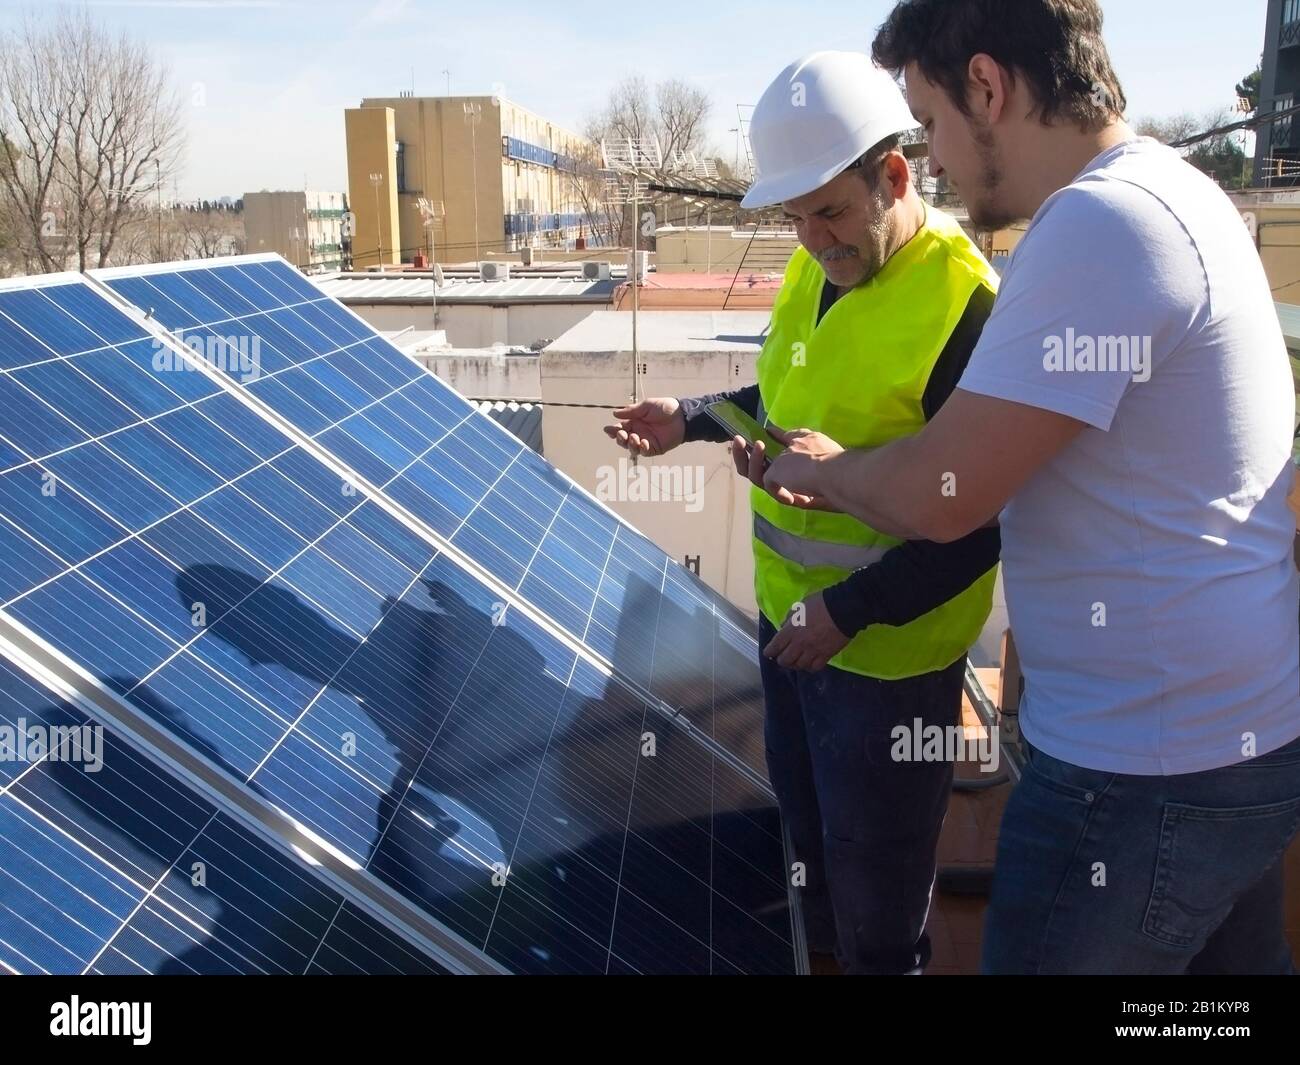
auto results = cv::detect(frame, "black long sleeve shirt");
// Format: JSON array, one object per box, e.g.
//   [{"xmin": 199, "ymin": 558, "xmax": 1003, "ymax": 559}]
[{"xmin": 678, "ymin": 281, "xmax": 1001, "ymax": 638}]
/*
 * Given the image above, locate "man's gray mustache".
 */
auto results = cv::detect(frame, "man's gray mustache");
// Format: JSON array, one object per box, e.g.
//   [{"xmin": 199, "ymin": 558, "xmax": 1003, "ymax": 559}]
[{"xmin": 818, "ymin": 246, "xmax": 860, "ymax": 262}]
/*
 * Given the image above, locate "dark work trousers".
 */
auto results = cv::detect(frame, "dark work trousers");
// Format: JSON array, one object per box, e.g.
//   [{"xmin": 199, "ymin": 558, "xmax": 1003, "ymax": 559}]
[{"xmin": 759, "ymin": 615, "xmax": 964, "ymax": 974}]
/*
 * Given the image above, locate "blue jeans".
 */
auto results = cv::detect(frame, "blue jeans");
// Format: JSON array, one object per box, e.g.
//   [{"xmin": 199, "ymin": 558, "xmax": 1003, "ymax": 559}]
[
  {"xmin": 983, "ymin": 733, "xmax": 1300, "ymax": 974},
  {"xmin": 759, "ymin": 616, "xmax": 964, "ymax": 974}
]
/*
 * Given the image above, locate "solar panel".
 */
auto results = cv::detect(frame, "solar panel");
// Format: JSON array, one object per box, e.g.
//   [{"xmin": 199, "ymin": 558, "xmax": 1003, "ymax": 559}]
[
  {"xmin": 0, "ymin": 657, "xmax": 449, "ymax": 975},
  {"xmin": 95, "ymin": 257, "xmax": 769, "ymax": 777},
  {"xmin": 0, "ymin": 269, "xmax": 800, "ymax": 974}
]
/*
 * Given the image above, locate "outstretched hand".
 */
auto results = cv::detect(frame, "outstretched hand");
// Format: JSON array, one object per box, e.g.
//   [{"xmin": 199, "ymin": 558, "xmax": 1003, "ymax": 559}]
[{"xmin": 603, "ymin": 397, "xmax": 686, "ymax": 457}]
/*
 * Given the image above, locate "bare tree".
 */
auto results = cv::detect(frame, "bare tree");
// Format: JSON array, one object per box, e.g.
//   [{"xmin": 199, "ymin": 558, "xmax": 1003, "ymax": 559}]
[
  {"xmin": 1135, "ymin": 110, "xmax": 1249, "ymax": 187},
  {"xmin": 0, "ymin": 19, "xmax": 66, "ymax": 273},
  {"xmin": 111, "ymin": 202, "xmax": 186, "ymax": 265},
  {"xmin": 583, "ymin": 76, "xmax": 716, "ymax": 246},
  {"xmin": 0, "ymin": 9, "xmax": 184, "ymax": 273},
  {"xmin": 564, "ymin": 144, "xmax": 625, "ymax": 249},
  {"xmin": 1132, "ymin": 113, "xmax": 1201, "ymax": 145},
  {"xmin": 587, "ymin": 76, "xmax": 712, "ymax": 163},
  {"xmin": 654, "ymin": 80, "xmax": 712, "ymax": 165},
  {"xmin": 591, "ymin": 76, "xmax": 655, "ymax": 148},
  {"xmin": 181, "ymin": 206, "xmax": 243, "ymax": 259}
]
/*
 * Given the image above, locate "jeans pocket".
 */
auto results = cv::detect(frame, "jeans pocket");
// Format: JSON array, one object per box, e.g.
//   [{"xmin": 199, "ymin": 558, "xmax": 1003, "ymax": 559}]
[{"xmin": 1142, "ymin": 797, "xmax": 1300, "ymax": 947}]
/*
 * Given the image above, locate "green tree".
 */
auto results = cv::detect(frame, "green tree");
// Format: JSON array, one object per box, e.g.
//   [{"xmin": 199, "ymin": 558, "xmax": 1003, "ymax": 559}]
[
  {"xmin": 1237, "ymin": 60, "xmax": 1262, "ymax": 114},
  {"xmin": 1135, "ymin": 111, "xmax": 1250, "ymax": 188}
]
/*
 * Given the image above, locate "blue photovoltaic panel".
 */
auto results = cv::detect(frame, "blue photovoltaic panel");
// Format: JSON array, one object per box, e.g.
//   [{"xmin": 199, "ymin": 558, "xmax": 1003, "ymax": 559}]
[
  {"xmin": 0, "ymin": 657, "xmax": 447, "ymax": 975},
  {"xmin": 0, "ymin": 274, "xmax": 795, "ymax": 974},
  {"xmin": 98, "ymin": 259, "xmax": 768, "ymax": 775}
]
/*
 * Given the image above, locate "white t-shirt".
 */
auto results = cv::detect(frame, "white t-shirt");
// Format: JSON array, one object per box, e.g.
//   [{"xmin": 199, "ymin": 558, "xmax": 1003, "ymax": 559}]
[{"xmin": 959, "ymin": 137, "xmax": 1299, "ymax": 775}]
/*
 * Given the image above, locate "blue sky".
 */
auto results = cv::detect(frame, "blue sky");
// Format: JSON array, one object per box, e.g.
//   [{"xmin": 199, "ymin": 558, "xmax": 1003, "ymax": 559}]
[{"xmin": 3, "ymin": 0, "xmax": 1271, "ymax": 199}]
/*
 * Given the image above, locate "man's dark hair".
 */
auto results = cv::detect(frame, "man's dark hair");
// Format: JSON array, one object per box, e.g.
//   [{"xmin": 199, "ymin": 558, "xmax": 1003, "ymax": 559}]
[{"xmin": 872, "ymin": 0, "xmax": 1126, "ymax": 133}]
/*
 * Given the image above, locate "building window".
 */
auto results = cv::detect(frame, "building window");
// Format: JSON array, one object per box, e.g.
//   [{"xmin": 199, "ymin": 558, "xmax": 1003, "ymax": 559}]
[
  {"xmin": 1278, "ymin": 94, "xmax": 1294, "ymax": 138},
  {"xmin": 1287, "ymin": 0, "xmax": 1300, "ymax": 24},
  {"xmin": 395, "ymin": 141, "xmax": 407, "ymax": 193}
]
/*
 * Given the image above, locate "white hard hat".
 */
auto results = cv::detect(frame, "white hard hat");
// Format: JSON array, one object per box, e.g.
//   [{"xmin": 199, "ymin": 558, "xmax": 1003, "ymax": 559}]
[{"xmin": 740, "ymin": 51, "xmax": 917, "ymax": 209}]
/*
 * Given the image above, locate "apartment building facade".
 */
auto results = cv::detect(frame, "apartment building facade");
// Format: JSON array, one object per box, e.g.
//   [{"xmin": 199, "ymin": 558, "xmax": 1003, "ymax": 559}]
[
  {"xmin": 344, "ymin": 93, "xmax": 601, "ymax": 269},
  {"xmin": 1256, "ymin": 0, "xmax": 1300, "ymax": 186}
]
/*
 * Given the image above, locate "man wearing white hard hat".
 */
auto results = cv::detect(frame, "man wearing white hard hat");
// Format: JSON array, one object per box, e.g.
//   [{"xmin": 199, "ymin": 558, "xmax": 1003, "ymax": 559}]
[{"xmin": 605, "ymin": 51, "xmax": 1001, "ymax": 974}]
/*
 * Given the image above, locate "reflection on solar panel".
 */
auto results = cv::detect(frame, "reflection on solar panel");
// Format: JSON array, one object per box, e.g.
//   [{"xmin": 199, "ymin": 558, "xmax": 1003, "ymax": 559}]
[
  {"xmin": 0, "ymin": 659, "xmax": 447, "ymax": 975},
  {"xmin": 0, "ymin": 262, "xmax": 801, "ymax": 975},
  {"xmin": 96, "ymin": 257, "xmax": 769, "ymax": 777}
]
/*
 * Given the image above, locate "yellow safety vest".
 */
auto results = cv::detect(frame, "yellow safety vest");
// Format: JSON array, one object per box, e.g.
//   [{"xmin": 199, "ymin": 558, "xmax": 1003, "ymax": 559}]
[{"xmin": 752, "ymin": 207, "xmax": 998, "ymax": 680}]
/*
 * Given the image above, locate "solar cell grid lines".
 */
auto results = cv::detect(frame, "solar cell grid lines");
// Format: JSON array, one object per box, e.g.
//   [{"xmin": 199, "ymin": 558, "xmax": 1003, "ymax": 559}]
[
  {"xmin": 0, "ymin": 656, "xmax": 452, "ymax": 976},
  {"xmin": 96, "ymin": 256, "xmax": 770, "ymax": 778},
  {"xmin": 0, "ymin": 258, "xmax": 802, "ymax": 975}
]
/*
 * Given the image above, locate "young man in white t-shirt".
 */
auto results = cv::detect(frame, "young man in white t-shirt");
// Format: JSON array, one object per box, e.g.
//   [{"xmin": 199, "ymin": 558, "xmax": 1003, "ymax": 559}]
[{"xmin": 759, "ymin": 0, "xmax": 1300, "ymax": 973}]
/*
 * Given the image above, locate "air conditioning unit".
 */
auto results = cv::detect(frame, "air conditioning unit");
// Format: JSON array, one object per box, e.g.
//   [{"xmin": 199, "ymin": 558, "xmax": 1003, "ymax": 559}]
[
  {"xmin": 582, "ymin": 261, "xmax": 612, "ymax": 281},
  {"xmin": 627, "ymin": 250, "xmax": 650, "ymax": 282},
  {"xmin": 479, "ymin": 261, "xmax": 510, "ymax": 282}
]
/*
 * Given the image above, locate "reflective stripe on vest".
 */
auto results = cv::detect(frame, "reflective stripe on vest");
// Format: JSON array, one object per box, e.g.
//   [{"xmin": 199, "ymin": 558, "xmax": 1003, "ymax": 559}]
[{"xmin": 753, "ymin": 514, "xmax": 888, "ymax": 571}]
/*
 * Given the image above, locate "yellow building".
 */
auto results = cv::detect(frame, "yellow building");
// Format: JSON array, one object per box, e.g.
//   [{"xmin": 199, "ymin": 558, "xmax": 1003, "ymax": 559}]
[
  {"xmin": 243, "ymin": 190, "xmax": 348, "ymax": 273},
  {"xmin": 1236, "ymin": 197, "xmax": 1300, "ymax": 303},
  {"xmin": 344, "ymin": 94, "xmax": 598, "ymax": 269}
]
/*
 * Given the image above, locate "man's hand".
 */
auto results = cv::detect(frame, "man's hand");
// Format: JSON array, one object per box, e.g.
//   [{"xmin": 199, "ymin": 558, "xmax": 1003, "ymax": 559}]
[
  {"xmin": 730, "ymin": 435, "xmax": 776, "ymax": 485},
  {"xmin": 604, "ymin": 397, "xmax": 686, "ymax": 456},
  {"xmin": 760, "ymin": 426, "xmax": 843, "ymax": 510},
  {"xmin": 762, "ymin": 592, "xmax": 851, "ymax": 672}
]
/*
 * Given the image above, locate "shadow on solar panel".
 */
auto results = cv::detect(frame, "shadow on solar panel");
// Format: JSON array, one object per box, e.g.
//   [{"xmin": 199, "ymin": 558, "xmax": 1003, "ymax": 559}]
[{"xmin": 0, "ymin": 264, "xmax": 802, "ymax": 975}]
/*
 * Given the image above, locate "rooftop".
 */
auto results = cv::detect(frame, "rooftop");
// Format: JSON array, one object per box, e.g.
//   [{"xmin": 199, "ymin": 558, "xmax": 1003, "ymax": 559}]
[
  {"xmin": 475, "ymin": 399, "xmax": 543, "ymax": 452},
  {"xmin": 544, "ymin": 309, "xmax": 770, "ymax": 354},
  {"xmin": 612, "ymin": 271, "xmax": 782, "ymax": 311},
  {"xmin": 318, "ymin": 269, "xmax": 620, "ymax": 305}
]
